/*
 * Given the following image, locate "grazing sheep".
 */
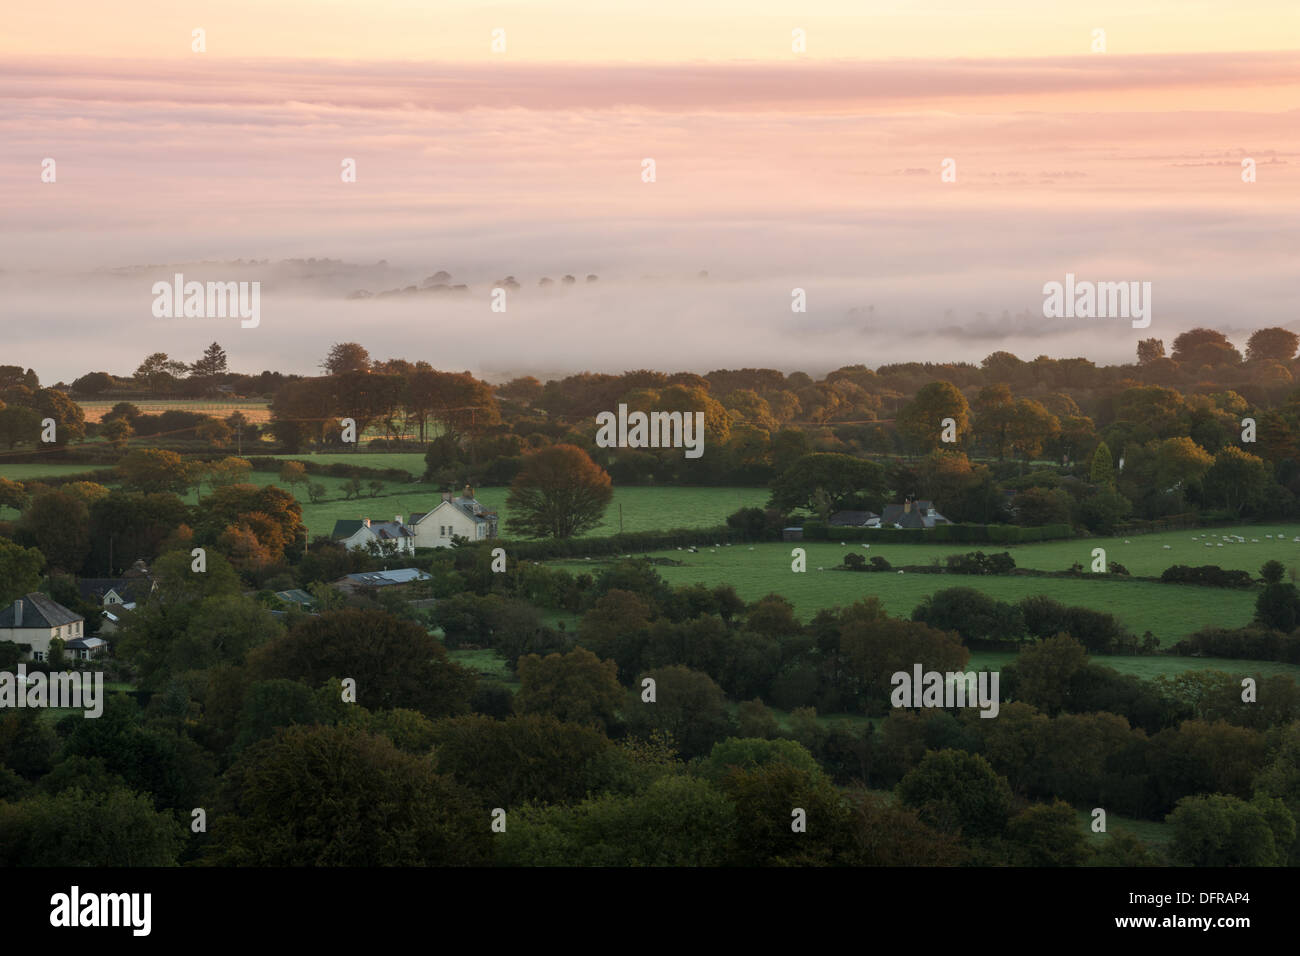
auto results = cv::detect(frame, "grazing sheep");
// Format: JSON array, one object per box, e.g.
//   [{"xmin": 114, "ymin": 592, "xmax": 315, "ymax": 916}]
[{"xmin": 1163, "ymin": 545, "xmax": 1171, "ymax": 549}]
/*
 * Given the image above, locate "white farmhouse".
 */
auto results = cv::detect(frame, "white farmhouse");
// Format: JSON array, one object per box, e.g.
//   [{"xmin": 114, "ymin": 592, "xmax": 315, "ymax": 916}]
[
  {"xmin": 407, "ymin": 486, "xmax": 499, "ymax": 549},
  {"xmin": 330, "ymin": 516, "xmax": 417, "ymax": 556},
  {"xmin": 0, "ymin": 594, "xmax": 87, "ymax": 662}
]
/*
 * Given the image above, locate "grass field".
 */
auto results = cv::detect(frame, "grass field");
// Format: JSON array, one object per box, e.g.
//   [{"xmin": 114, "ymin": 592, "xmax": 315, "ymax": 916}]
[
  {"xmin": 967, "ymin": 650, "xmax": 1300, "ymax": 681},
  {"xmin": 281, "ymin": 482, "xmax": 770, "ymax": 539},
  {"xmin": 0, "ymin": 463, "xmax": 117, "ymax": 480},
  {"xmin": 555, "ymin": 544, "xmax": 1258, "ymax": 648},
  {"xmin": 808, "ymin": 525, "xmax": 1300, "ymax": 578}
]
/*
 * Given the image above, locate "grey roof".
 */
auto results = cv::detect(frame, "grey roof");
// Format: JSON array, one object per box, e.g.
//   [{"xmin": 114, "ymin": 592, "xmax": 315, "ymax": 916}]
[
  {"xmin": 274, "ymin": 589, "xmax": 317, "ymax": 606},
  {"xmin": 0, "ymin": 593, "xmax": 84, "ymax": 629},
  {"xmin": 78, "ymin": 578, "xmax": 151, "ymax": 604},
  {"xmin": 828, "ymin": 510, "xmax": 879, "ymax": 527},
  {"xmin": 341, "ymin": 568, "xmax": 431, "ymax": 587},
  {"xmin": 880, "ymin": 501, "xmax": 949, "ymax": 529},
  {"xmin": 450, "ymin": 497, "xmax": 497, "ymax": 524},
  {"xmin": 66, "ymin": 637, "xmax": 108, "ymax": 650},
  {"xmin": 332, "ymin": 519, "xmax": 413, "ymax": 540}
]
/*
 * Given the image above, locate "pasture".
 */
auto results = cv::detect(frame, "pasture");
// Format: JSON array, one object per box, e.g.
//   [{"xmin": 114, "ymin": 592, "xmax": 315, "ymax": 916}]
[{"xmin": 554, "ymin": 543, "xmax": 1258, "ymax": 648}]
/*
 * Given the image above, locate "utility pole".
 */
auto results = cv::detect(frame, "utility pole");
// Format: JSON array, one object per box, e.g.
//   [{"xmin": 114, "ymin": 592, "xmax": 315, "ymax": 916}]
[{"xmin": 619, "ymin": 503, "xmax": 623, "ymax": 534}]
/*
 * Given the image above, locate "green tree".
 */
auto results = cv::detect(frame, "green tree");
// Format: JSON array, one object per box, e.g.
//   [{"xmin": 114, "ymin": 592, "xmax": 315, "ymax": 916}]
[
  {"xmin": 1090, "ymin": 441, "xmax": 1116, "ymax": 488},
  {"xmin": 0, "ymin": 406, "xmax": 43, "ymax": 449},
  {"xmin": 206, "ymin": 724, "xmax": 488, "ymax": 866},
  {"xmin": 1203, "ymin": 445, "xmax": 1271, "ymax": 516},
  {"xmin": 624, "ymin": 665, "xmax": 734, "ymax": 760},
  {"xmin": 0, "ymin": 538, "xmax": 44, "ymax": 604},
  {"xmin": 896, "ymin": 749, "xmax": 1014, "ymax": 838},
  {"xmin": 246, "ymin": 608, "xmax": 476, "ymax": 718},
  {"xmin": 514, "ymin": 647, "xmax": 623, "ymax": 732},
  {"xmin": 117, "ymin": 448, "xmax": 193, "ymax": 494},
  {"xmin": 1168, "ymin": 793, "xmax": 1294, "ymax": 867},
  {"xmin": 0, "ymin": 786, "xmax": 185, "ymax": 866},
  {"xmin": 767, "ymin": 453, "xmax": 887, "ymax": 514},
  {"xmin": 1006, "ymin": 800, "xmax": 1090, "ymax": 866}
]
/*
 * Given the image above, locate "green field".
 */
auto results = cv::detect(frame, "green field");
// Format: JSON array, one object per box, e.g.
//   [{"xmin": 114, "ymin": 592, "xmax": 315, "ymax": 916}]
[
  {"xmin": 967, "ymin": 650, "xmax": 1300, "ymax": 681},
  {"xmin": 811, "ymin": 525, "xmax": 1300, "ymax": 578},
  {"xmin": 556, "ymin": 544, "xmax": 1258, "ymax": 648},
  {"xmin": 282, "ymin": 482, "xmax": 769, "ymax": 539},
  {"xmin": 0, "ymin": 463, "xmax": 117, "ymax": 480}
]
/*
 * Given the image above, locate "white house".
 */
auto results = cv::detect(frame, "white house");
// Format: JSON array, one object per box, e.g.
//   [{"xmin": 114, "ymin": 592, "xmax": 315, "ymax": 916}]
[
  {"xmin": 407, "ymin": 486, "xmax": 499, "ymax": 549},
  {"xmin": 0, "ymin": 594, "xmax": 87, "ymax": 662},
  {"xmin": 330, "ymin": 516, "xmax": 417, "ymax": 556}
]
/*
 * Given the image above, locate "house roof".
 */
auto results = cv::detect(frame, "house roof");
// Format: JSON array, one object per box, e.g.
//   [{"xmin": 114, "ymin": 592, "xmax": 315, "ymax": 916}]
[
  {"xmin": 331, "ymin": 519, "xmax": 413, "ymax": 540},
  {"xmin": 0, "ymin": 593, "xmax": 84, "ymax": 629},
  {"xmin": 880, "ymin": 501, "xmax": 948, "ymax": 529},
  {"xmin": 77, "ymin": 578, "xmax": 151, "ymax": 603},
  {"xmin": 828, "ymin": 510, "xmax": 879, "ymax": 527},
  {"xmin": 274, "ymin": 589, "xmax": 317, "ymax": 606},
  {"xmin": 340, "ymin": 568, "xmax": 431, "ymax": 587}
]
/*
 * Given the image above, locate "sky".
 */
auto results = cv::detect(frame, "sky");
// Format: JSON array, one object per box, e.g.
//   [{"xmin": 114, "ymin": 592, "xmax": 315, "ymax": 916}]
[{"xmin": 1, "ymin": 2, "xmax": 1297, "ymax": 382}]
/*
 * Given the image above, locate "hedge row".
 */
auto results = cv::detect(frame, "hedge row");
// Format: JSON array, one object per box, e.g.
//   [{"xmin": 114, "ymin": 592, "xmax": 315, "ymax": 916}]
[
  {"xmin": 1172, "ymin": 627, "xmax": 1300, "ymax": 664},
  {"xmin": 245, "ymin": 456, "xmax": 414, "ymax": 483},
  {"xmin": 801, "ymin": 521, "xmax": 1074, "ymax": 544},
  {"xmin": 1159, "ymin": 565, "xmax": 1256, "ymax": 589},
  {"xmin": 453, "ymin": 525, "xmax": 752, "ymax": 561}
]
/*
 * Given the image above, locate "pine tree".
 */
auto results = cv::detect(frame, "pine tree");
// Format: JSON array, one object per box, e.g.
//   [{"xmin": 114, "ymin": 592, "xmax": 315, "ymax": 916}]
[
  {"xmin": 190, "ymin": 342, "xmax": 228, "ymax": 378},
  {"xmin": 1090, "ymin": 441, "xmax": 1115, "ymax": 488}
]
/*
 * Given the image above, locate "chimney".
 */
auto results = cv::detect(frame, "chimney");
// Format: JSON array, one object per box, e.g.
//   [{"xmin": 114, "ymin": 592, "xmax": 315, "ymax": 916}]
[
  {"xmin": 13, "ymin": 599, "xmax": 22, "ymax": 628},
  {"xmin": 463, "ymin": 484, "xmax": 473, "ymax": 500},
  {"xmin": 395, "ymin": 515, "xmax": 402, "ymax": 526},
  {"xmin": 363, "ymin": 517, "xmax": 371, "ymax": 528},
  {"xmin": 442, "ymin": 491, "xmax": 452, "ymax": 503},
  {"xmin": 903, "ymin": 499, "xmax": 911, "ymax": 514}
]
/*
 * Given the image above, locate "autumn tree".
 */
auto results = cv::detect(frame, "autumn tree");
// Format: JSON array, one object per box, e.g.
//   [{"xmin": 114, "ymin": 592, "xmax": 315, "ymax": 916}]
[
  {"xmin": 896, "ymin": 381, "xmax": 970, "ymax": 454},
  {"xmin": 1136, "ymin": 338, "xmax": 1165, "ymax": 365},
  {"xmin": 1246, "ymin": 327, "xmax": 1300, "ymax": 363},
  {"xmin": 1171, "ymin": 328, "xmax": 1241, "ymax": 368},
  {"xmin": 279, "ymin": 460, "xmax": 307, "ymax": 493},
  {"xmin": 320, "ymin": 342, "xmax": 371, "ymax": 375},
  {"xmin": 506, "ymin": 444, "xmax": 612, "ymax": 539}
]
